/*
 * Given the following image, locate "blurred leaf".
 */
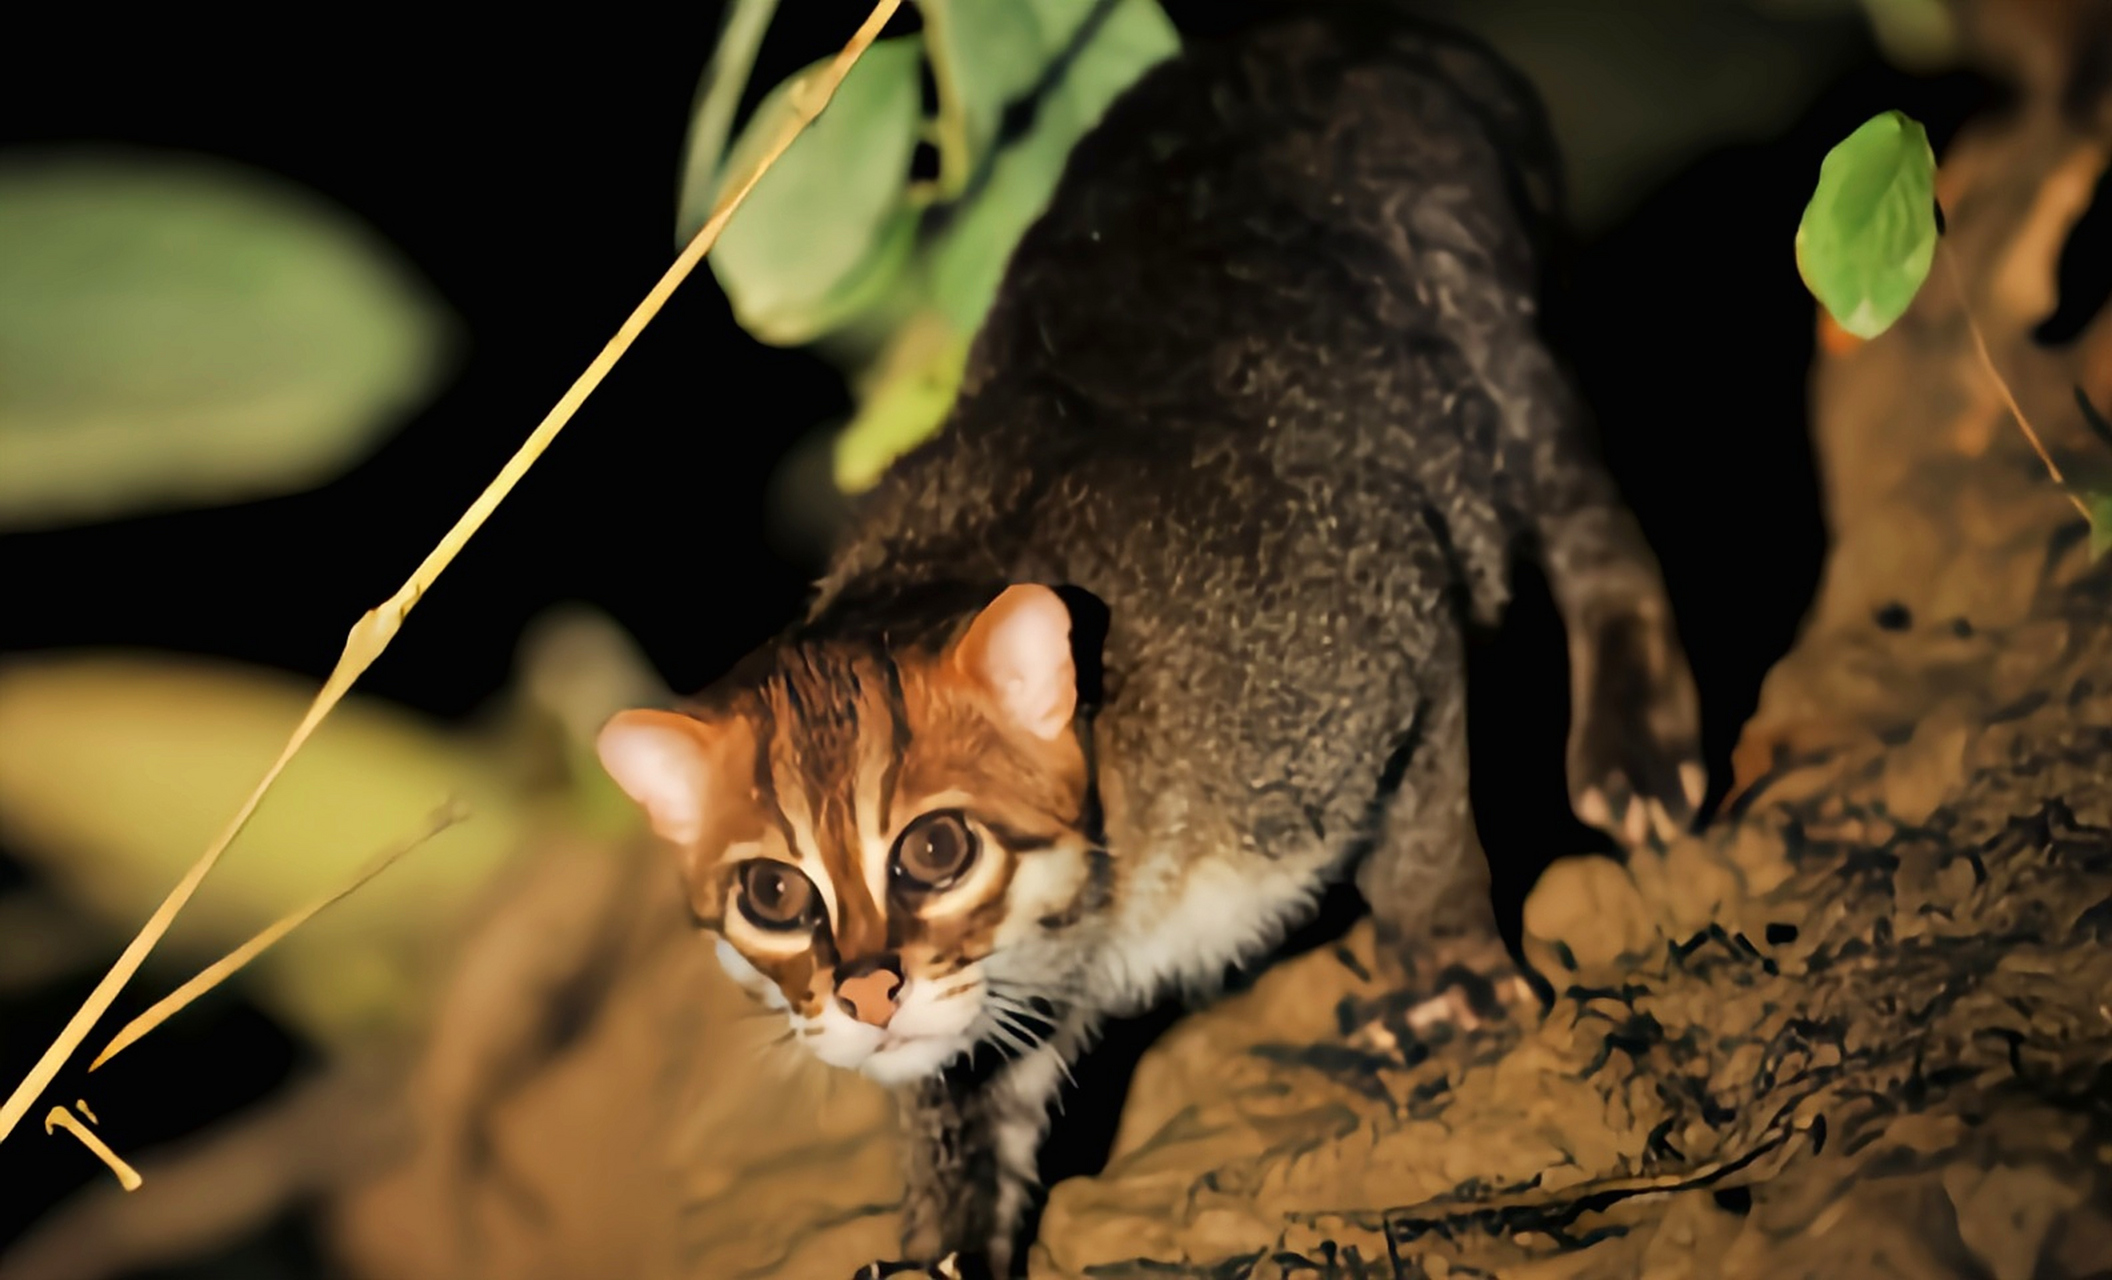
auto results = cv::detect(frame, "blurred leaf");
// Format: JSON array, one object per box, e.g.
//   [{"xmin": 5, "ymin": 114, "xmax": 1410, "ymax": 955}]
[
  {"xmin": 835, "ymin": 0, "xmax": 1177, "ymax": 486},
  {"xmin": 918, "ymin": 0, "xmax": 1046, "ymax": 193},
  {"xmin": 684, "ymin": 1, "xmax": 1175, "ymax": 489},
  {"xmin": 1855, "ymin": 0, "xmax": 1958, "ymax": 70},
  {"xmin": 764, "ymin": 417, "xmax": 859, "ymax": 568},
  {"xmin": 1795, "ymin": 110, "xmax": 1938, "ymax": 339},
  {"xmin": 512, "ymin": 603, "xmax": 669, "ymax": 835},
  {"xmin": 2087, "ymin": 490, "xmax": 2112, "ymax": 560},
  {"xmin": 691, "ymin": 38, "xmax": 925, "ymax": 346},
  {"xmin": 0, "ymin": 888, "xmax": 109, "ymax": 992},
  {"xmin": 0, "ymin": 149, "xmax": 454, "ymax": 530},
  {"xmin": 926, "ymin": 0, "xmax": 1178, "ymax": 335},
  {"xmin": 0, "ymin": 653, "xmax": 524, "ymax": 1047},
  {"xmin": 675, "ymin": 0, "xmax": 782, "ymax": 242},
  {"xmin": 833, "ymin": 310, "xmax": 973, "ymax": 493},
  {"xmin": 1424, "ymin": 0, "xmax": 1863, "ymax": 234}
]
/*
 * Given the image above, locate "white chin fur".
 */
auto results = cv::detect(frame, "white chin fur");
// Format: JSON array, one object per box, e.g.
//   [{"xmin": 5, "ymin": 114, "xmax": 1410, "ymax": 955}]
[{"xmin": 858, "ymin": 1036, "xmax": 962, "ymax": 1085}]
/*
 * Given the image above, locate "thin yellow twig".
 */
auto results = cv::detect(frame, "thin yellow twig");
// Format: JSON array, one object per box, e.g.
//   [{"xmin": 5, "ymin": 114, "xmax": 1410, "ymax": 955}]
[
  {"xmin": 89, "ymin": 801, "xmax": 469, "ymax": 1071},
  {"xmin": 1940, "ymin": 238, "xmax": 2092, "ymax": 520},
  {"xmin": 44, "ymin": 1107, "xmax": 141, "ymax": 1191},
  {"xmin": 0, "ymin": 0, "xmax": 904, "ymax": 1149}
]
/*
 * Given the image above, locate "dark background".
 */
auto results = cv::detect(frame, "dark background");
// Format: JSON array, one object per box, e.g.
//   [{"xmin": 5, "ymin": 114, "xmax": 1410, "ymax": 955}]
[{"xmin": 0, "ymin": 1, "xmax": 2022, "ymax": 1272}]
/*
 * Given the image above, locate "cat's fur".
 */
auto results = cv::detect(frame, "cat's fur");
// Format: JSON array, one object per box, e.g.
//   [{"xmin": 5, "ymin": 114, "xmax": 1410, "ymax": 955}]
[{"xmin": 597, "ymin": 7, "xmax": 1702, "ymax": 1276}]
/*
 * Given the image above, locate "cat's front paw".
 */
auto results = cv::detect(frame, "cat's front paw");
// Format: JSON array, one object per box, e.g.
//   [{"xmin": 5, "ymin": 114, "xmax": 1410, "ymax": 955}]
[
  {"xmin": 1343, "ymin": 931, "xmax": 1550, "ymax": 1058},
  {"xmin": 853, "ymin": 1251, "xmax": 990, "ymax": 1280},
  {"xmin": 1568, "ymin": 610, "xmax": 1705, "ymax": 849}
]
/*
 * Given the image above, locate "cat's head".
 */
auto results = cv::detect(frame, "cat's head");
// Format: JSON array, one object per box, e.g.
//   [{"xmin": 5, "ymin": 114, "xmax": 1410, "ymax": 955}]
[{"xmin": 594, "ymin": 585, "xmax": 1100, "ymax": 1084}]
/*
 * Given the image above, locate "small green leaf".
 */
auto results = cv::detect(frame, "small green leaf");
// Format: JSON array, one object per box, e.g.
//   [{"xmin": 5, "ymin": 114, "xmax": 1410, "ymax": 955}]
[
  {"xmin": 927, "ymin": 0, "xmax": 1179, "ymax": 335},
  {"xmin": 0, "ymin": 653, "xmax": 525, "ymax": 1046},
  {"xmin": 1794, "ymin": 110, "xmax": 1939, "ymax": 340},
  {"xmin": 674, "ymin": 0, "xmax": 782, "ymax": 242},
  {"xmin": 919, "ymin": 0, "xmax": 1051, "ymax": 192},
  {"xmin": 2087, "ymin": 490, "xmax": 2112, "ymax": 560},
  {"xmin": 833, "ymin": 311, "xmax": 972, "ymax": 493},
  {"xmin": 0, "ymin": 149, "xmax": 454, "ymax": 530},
  {"xmin": 691, "ymin": 37, "xmax": 924, "ymax": 346}
]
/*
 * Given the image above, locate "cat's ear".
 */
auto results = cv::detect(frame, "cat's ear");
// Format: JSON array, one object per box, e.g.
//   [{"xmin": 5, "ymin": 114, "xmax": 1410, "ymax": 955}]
[
  {"xmin": 954, "ymin": 584, "xmax": 1076, "ymax": 741},
  {"xmin": 596, "ymin": 709, "xmax": 722, "ymax": 846}
]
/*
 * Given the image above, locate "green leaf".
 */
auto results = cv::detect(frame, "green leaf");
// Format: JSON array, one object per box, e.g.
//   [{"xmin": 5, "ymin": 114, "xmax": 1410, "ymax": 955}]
[
  {"xmin": 832, "ymin": 311, "xmax": 973, "ymax": 494},
  {"xmin": 1856, "ymin": 0, "xmax": 1959, "ymax": 71},
  {"xmin": 0, "ymin": 653, "xmax": 525, "ymax": 1047},
  {"xmin": 919, "ymin": 0, "xmax": 1049, "ymax": 194},
  {"xmin": 692, "ymin": 37, "xmax": 925, "ymax": 346},
  {"xmin": 926, "ymin": 0, "xmax": 1179, "ymax": 335},
  {"xmin": 1794, "ymin": 110, "xmax": 1939, "ymax": 340},
  {"xmin": 674, "ymin": 0, "xmax": 782, "ymax": 244},
  {"xmin": 2087, "ymin": 491, "xmax": 2112, "ymax": 560},
  {"xmin": 0, "ymin": 149, "xmax": 455, "ymax": 531}
]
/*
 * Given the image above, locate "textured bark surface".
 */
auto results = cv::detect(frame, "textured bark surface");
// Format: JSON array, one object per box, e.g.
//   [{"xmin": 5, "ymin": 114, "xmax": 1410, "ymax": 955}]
[{"xmin": 7, "ymin": 3, "xmax": 2110, "ymax": 1278}]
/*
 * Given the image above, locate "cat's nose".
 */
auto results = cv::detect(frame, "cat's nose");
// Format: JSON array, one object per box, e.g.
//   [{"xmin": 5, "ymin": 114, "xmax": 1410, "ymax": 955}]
[{"xmin": 835, "ymin": 955, "xmax": 903, "ymax": 1028}]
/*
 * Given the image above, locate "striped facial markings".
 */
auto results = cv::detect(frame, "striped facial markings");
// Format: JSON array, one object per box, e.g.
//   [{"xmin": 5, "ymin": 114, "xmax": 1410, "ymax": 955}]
[
  {"xmin": 852, "ymin": 650, "xmax": 913, "ymax": 921},
  {"xmin": 674, "ymin": 635, "xmax": 1095, "ymax": 1067}
]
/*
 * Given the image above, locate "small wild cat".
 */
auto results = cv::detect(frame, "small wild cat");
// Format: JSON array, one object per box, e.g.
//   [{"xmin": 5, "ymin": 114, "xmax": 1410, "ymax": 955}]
[{"xmin": 596, "ymin": 7, "xmax": 1702, "ymax": 1277}]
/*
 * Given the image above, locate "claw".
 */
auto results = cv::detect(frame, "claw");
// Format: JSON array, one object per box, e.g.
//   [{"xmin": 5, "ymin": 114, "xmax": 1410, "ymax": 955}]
[
  {"xmin": 1680, "ymin": 761, "xmax": 1707, "ymax": 813},
  {"xmin": 1645, "ymin": 797, "xmax": 1679, "ymax": 843},
  {"xmin": 855, "ymin": 1254, "xmax": 980, "ymax": 1280},
  {"xmin": 1620, "ymin": 794, "xmax": 1649, "ymax": 847}
]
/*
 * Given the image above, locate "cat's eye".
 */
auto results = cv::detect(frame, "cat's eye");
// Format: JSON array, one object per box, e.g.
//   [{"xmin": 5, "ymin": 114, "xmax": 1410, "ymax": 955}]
[
  {"xmin": 891, "ymin": 811, "xmax": 978, "ymax": 891},
  {"xmin": 738, "ymin": 860, "xmax": 816, "ymax": 930}
]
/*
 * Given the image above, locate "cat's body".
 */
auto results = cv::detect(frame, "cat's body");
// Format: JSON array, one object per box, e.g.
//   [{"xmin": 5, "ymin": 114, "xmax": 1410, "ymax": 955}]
[{"xmin": 598, "ymin": 8, "xmax": 1701, "ymax": 1277}]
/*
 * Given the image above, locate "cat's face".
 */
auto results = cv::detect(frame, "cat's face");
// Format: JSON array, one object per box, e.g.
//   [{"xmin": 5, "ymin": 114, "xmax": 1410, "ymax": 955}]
[{"xmin": 596, "ymin": 586, "xmax": 1097, "ymax": 1085}]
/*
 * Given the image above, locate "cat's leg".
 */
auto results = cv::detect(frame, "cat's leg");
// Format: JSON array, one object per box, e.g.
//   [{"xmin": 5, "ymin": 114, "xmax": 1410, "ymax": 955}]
[
  {"xmin": 856, "ymin": 1038, "xmax": 1071, "ymax": 1280},
  {"xmin": 1352, "ymin": 663, "xmax": 1541, "ymax": 1040},
  {"xmin": 1535, "ymin": 481, "xmax": 1705, "ymax": 847},
  {"xmin": 1478, "ymin": 336, "xmax": 1703, "ymax": 844},
  {"xmin": 1419, "ymin": 245, "xmax": 1705, "ymax": 845},
  {"xmin": 1493, "ymin": 353, "xmax": 1703, "ymax": 845}
]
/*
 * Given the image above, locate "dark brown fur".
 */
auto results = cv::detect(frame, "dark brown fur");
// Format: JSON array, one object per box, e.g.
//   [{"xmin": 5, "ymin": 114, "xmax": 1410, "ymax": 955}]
[{"xmin": 653, "ymin": 8, "xmax": 1701, "ymax": 1276}]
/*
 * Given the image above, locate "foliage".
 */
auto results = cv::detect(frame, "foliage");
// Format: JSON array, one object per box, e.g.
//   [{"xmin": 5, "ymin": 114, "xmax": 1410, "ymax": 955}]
[
  {"xmin": 1797, "ymin": 112, "xmax": 2112, "ymax": 557},
  {"xmin": 0, "ymin": 653, "xmax": 522, "ymax": 1048},
  {"xmin": 682, "ymin": 0, "xmax": 1179, "ymax": 493},
  {"xmin": 0, "ymin": 149, "xmax": 454, "ymax": 530},
  {"xmin": 1795, "ymin": 110, "xmax": 1938, "ymax": 341}
]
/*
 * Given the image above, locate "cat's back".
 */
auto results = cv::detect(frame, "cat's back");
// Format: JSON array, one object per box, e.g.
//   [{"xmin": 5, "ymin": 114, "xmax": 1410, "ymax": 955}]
[
  {"xmin": 807, "ymin": 5, "xmax": 1574, "ymax": 962},
  {"xmin": 968, "ymin": 3, "xmax": 1559, "ymax": 437},
  {"xmin": 826, "ymin": 5, "xmax": 1564, "ymax": 605}
]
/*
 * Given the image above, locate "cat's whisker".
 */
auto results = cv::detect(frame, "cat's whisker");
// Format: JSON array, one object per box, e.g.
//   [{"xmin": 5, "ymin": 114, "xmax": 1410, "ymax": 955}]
[
  {"xmin": 982, "ymin": 1019, "xmax": 1033, "ymax": 1063},
  {"xmin": 986, "ymin": 994, "xmax": 1059, "ymax": 1037}
]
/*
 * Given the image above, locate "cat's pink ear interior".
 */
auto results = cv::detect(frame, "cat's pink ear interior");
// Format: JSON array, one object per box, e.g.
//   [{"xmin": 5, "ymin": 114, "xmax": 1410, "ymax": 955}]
[
  {"xmin": 596, "ymin": 709, "xmax": 718, "ymax": 846},
  {"xmin": 955, "ymin": 584, "xmax": 1076, "ymax": 741}
]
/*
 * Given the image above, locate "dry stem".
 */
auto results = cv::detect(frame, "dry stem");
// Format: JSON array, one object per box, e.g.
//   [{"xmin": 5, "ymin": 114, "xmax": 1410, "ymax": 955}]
[
  {"xmin": 1940, "ymin": 237, "xmax": 2092, "ymax": 520},
  {"xmin": 88, "ymin": 801, "xmax": 468, "ymax": 1071},
  {"xmin": 0, "ymin": 0, "xmax": 905, "ymax": 1149}
]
